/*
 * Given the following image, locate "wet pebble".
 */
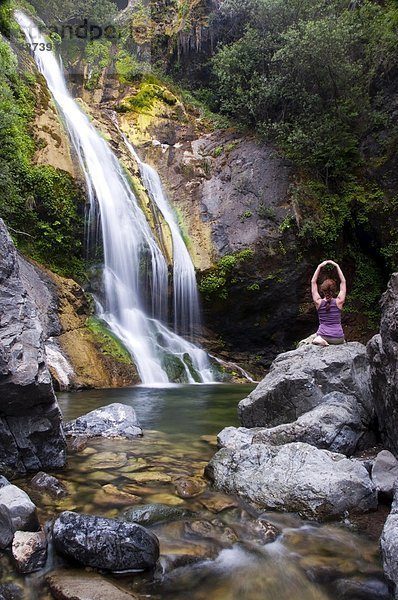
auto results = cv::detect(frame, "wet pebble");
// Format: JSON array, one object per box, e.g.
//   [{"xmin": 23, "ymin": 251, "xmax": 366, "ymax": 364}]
[
  {"xmin": 84, "ymin": 452, "xmax": 128, "ymax": 470},
  {"xmin": 126, "ymin": 471, "xmax": 172, "ymax": 484},
  {"xmin": 174, "ymin": 477, "xmax": 206, "ymax": 499},
  {"xmin": 184, "ymin": 519, "xmax": 238, "ymax": 546},
  {"xmin": 199, "ymin": 494, "xmax": 239, "ymax": 513},
  {"xmin": 92, "ymin": 485, "xmax": 141, "ymax": 508},
  {"xmin": 145, "ymin": 493, "xmax": 186, "ymax": 506},
  {"xmin": 118, "ymin": 458, "xmax": 148, "ymax": 473}
]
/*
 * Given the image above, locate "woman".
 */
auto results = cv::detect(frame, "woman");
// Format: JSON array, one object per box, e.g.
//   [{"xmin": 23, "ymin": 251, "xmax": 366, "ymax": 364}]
[{"xmin": 311, "ymin": 260, "xmax": 346, "ymax": 346}]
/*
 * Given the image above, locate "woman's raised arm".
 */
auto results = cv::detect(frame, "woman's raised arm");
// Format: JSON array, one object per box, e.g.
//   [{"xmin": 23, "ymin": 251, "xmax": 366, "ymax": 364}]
[{"xmin": 311, "ymin": 261, "xmax": 328, "ymax": 307}]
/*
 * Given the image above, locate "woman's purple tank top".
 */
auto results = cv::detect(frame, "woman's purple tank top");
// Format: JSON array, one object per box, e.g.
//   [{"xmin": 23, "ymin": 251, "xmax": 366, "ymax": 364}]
[{"xmin": 317, "ymin": 298, "xmax": 344, "ymax": 338}]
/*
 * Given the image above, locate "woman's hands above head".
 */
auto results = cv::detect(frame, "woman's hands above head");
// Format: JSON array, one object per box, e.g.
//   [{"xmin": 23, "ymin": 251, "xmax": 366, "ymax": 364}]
[{"xmin": 319, "ymin": 260, "xmax": 339, "ymax": 268}]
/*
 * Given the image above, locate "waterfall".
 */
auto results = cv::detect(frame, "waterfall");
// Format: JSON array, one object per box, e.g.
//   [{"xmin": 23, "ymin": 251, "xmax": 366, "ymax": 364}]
[
  {"xmin": 120, "ymin": 134, "xmax": 200, "ymax": 338},
  {"xmin": 16, "ymin": 11, "xmax": 214, "ymax": 385}
]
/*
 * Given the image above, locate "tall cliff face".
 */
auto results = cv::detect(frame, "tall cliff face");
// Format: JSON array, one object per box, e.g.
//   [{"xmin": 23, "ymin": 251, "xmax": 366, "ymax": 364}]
[
  {"xmin": 0, "ymin": 219, "xmax": 66, "ymax": 478},
  {"xmin": 367, "ymin": 273, "xmax": 398, "ymax": 455}
]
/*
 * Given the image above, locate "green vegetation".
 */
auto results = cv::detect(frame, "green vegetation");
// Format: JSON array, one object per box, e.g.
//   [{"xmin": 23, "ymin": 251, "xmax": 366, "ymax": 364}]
[
  {"xmin": 240, "ymin": 210, "xmax": 253, "ymax": 222},
  {"xmin": 199, "ymin": 249, "xmax": 254, "ymax": 300},
  {"xmin": 85, "ymin": 40, "xmax": 112, "ymax": 89},
  {"xmin": 122, "ymin": 82, "xmax": 178, "ymax": 112},
  {"xmin": 0, "ymin": 32, "xmax": 85, "ymax": 278},
  {"xmin": 198, "ymin": 0, "xmax": 398, "ymax": 331},
  {"xmin": 86, "ymin": 316, "xmax": 133, "ymax": 364},
  {"xmin": 115, "ymin": 50, "xmax": 140, "ymax": 84},
  {"xmin": 212, "ymin": 1, "xmax": 392, "ymax": 177}
]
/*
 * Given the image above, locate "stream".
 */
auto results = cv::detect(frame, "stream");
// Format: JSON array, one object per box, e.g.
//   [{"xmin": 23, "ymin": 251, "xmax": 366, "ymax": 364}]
[{"xmin": 1, "ymin": 384, "xmax": 388, "ymax": 599}]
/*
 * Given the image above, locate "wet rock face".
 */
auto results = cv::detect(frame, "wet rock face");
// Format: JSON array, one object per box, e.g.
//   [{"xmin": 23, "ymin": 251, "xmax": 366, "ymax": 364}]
[
  {"xmin": 238, "ymin": 343, "xmax": 373, "ymax": 429},
  {"xmin": 368, "ymin": 274, "xmax": 398, "ymax": 455},
  {"xmin": 52, "ymin": 511, "xmax": 160, "ymax": 572},
  {"xmin": 0, "ymin": 219, "xmax": 66, "ymax": 478}
]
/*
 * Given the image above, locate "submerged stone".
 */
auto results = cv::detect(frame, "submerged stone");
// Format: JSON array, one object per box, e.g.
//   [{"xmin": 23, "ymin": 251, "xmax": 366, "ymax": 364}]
[
  {"xmin": 83, "ymin": 451, "xmax": 128, "ymax": 470},
  {"xmin": 121, "ymin": 504, "xmax": 194, "ymax": 526},
  {"xmin": 174, "ymin": 477, "xmax": 206, "ymax": 498}
]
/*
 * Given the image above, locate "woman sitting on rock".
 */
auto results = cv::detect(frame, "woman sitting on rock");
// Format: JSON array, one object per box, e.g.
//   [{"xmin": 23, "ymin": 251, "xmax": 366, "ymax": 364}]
[{"xmin": 311, "ymin": 260, "xmax": 346, "ymax": 346}]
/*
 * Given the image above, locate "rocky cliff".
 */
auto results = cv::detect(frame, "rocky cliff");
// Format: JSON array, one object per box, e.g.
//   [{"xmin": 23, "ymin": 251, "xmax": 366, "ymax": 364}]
[
  {"xmin": 75, "ymin": 77, "xmax": 313, "ymax": 370},
  {"xmin": 0, "ymin": 219, "xmax": 66, "ymax": 478},
  {"xmin": 368, "ymin": 273, "xmax": 398, "ymax": 455}
]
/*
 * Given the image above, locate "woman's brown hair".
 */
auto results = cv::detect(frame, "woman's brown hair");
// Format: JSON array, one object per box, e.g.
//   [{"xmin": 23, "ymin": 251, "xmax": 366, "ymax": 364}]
[{"xmin": 319, "ymin": 278, "xmax": 337, "ymax": 312}]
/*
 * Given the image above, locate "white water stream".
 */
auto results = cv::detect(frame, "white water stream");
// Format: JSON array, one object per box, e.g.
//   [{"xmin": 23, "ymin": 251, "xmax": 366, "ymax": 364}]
[
  {"xmin": 121, "ymin": 134, "xmax": 201, "ymax": 339},
  {"xmin": 16, "ymin": 11, "xmax": 213, "ymax": 384}
]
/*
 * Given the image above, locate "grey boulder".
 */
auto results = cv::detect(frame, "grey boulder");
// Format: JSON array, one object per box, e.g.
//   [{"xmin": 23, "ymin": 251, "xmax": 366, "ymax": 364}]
[
  {"xmin": 63, "ymin": 403, "xmax": 142, "ymax": 439},
  {"xmin": 52, "ymin": 511, "xmax": 159, "ymax": 571},
  {"xmin": 205, "ymin": 442, "xmax": 377, "ymax": 520},
  {"xmin": 220, "ymin": 392, "xmax": 372, "ymax": 456},
  {"xmin": 238, "ymin": 343, "xmax": 372, "ymax": 428},
  {"xmin": 371, "ymin": 450, "xmax": 398, "ymax": 496},
  {"xmin": 0, "ymin": 484, "xmax": 39, "ymax": 549}
]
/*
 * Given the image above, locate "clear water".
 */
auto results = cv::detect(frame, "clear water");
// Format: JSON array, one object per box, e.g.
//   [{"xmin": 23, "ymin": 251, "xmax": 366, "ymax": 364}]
[{"xmin": 2, "ymin": 385, "xmax": 386, "ymax": 600}]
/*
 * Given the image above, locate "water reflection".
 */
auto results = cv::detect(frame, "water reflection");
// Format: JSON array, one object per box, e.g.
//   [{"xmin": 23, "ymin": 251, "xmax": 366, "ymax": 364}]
[{"xmin": 58, "ymin": 384, "xmax": 250, "ymax": 437}]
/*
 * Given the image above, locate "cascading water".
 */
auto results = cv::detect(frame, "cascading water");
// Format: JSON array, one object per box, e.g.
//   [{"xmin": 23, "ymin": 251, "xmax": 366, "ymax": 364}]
[
  {"xmin": 121, "ymin": 133, "xmax": 200, "ymax": 338},
  {"xmin": 16, "ymin": 11, "xmax": 214, "ymax": 385}
]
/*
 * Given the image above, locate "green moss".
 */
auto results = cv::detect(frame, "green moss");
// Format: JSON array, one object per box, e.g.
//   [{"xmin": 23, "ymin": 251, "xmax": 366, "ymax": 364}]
[
  {"xmin": 115, "ymin": 50, "xmax": 140, "ymax": 84},
  {"xmin": 86, "ymin": 317, "xmax": 133, "ymax": 365},
  {"xmin": 240, "ymin": 210, "xmax": 253, "ymax": 222},
  {"xmin": 0, "ymin": 31, "xmax": 85, "ymax": 280},
  {"xmin": 199, "ymin": 248, "xmax": 254, "ymax": 301},
  {"xmin": 123, "ymin": 82, "xmax": 178, "ymax": 113}
]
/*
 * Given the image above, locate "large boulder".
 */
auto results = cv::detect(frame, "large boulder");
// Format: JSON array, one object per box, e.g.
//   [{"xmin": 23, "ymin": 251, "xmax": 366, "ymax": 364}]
[
  {"xmin": 63, "ymin": 403, "xmax": 142, "ymax": 439},
  {"xmin": 52, "ymin": 511, "xmax": 159, "ymax": 571},
  {"xmin": 371, "ymin": 450, "xmax": 398, "ymax": 497},
  {"xmin": 238, "ymin": 343, "xmax": 372, "ymax": 428},
  {"xmin": 368, "ymin": 273, "xmax": 398, "ymax": 455},
  {"xmin": 0, "ymin": 220, "xmax": 66, "ymax": 477},
  {"xmin": 205, "ymin": 442, "xmax": 377, "ymax": 520},
  {"xmin": 219, "ymin": 391, "xmax": 373, "ymax": 456}
]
